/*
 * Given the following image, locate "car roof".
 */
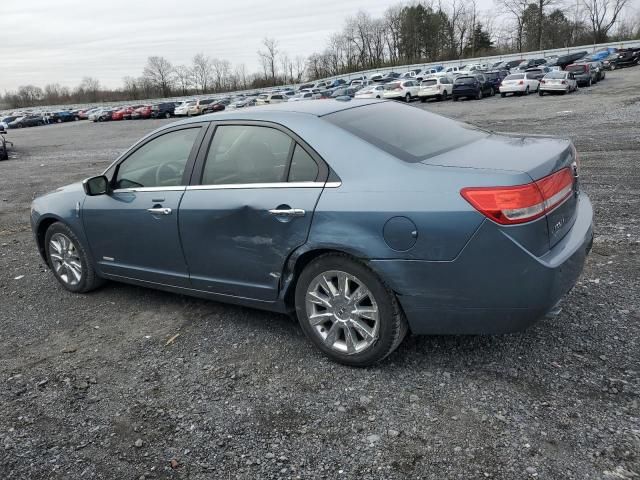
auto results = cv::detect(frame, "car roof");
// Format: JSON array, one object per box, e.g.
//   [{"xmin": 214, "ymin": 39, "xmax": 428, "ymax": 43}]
[{"xmin": 174, "ymin": 98, "xmax": 382, "ymax": 124}]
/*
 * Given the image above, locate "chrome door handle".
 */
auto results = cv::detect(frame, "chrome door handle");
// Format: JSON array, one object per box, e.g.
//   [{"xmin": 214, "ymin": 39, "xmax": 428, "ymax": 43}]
[
  {"xmin": 147, "ymin": 207, "xmax": 172, "ymax": 215},
  {"xmin": 268, "ymin": 208, "xmax": 306, "ymax": 217}
]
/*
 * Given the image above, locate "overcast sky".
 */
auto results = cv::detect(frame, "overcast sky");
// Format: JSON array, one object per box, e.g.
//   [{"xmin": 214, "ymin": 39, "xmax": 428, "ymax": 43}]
[{"xmin": 2, "ymin": 0, "xmax": 489, "ymax": 92}]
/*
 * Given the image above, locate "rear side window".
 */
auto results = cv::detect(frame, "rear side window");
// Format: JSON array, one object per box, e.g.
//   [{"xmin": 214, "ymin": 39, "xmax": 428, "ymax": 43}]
[
  {"xmin": 202, "ymin": 125, "xmax": 293, "ymax": 185},
  {"xmin": 324, "ymin": 102, "xmax": 488, "ymax": 163},
  {"xmin": 288, "ymin": 145, "xmax": 319, "ymax": 182}
]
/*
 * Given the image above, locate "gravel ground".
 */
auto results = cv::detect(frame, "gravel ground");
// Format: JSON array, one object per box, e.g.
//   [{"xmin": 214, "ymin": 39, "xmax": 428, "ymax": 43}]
[{"xmin": 1, "ymin": 67, "xmax": 639, "ymax": 480}]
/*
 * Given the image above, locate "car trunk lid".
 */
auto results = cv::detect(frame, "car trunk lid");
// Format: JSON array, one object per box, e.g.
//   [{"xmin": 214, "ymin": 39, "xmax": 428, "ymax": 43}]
[{"xmin": 424, "ymin": 133, "xmax": 580, "ymax": 250}]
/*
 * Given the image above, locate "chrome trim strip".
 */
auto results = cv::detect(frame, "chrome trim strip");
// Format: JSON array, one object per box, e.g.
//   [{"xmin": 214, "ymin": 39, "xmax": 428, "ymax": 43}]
[
  {"xmin": 185, "ymin": 181, "xmax": 341, "ymax": 191},
  {"xmin": 112, "ymin": 186, "xmax": 186, "ymax": 193}
]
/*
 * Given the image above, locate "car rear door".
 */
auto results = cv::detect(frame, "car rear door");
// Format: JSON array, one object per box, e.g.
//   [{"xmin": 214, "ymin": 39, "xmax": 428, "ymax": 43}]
[{"xmin": 178, "ymin": 121, "xmax": 329, "ymax": 301}]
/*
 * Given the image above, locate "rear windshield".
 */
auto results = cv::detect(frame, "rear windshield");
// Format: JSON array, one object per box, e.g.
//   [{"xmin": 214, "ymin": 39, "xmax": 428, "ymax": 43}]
[
  {"xmin": 505, "ymin": 74, "xmax": 524, "ymax": 80},
  {"xmin": 324, "ymin": 102, "xmax": 488, "ymax": 163},
  {"xmin": 421, "ymin": 79, "xmax": 437, "ymax": 86},
  {"xmin": 545, "ymin": 72, "xmax": 566, "ymax": 79},
  {"xmin": 384, "ymin": 82, "xmax": 401, "ymax": 90},
  {"xmin": 566, "ymin": 65, "xmax": 586, "ymax": 72},
  {"xmin": 455, "ymin": 76, "xmax": 476, "ymax": 84},
  {"xmin": 485, "ymin": 72, "xmax": 499, "ymax": 80}
]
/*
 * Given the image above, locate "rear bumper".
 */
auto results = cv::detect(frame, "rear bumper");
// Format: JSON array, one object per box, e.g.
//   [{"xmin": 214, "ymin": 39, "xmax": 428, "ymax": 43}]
[
  {"xmin": 540, "ymin": 85, "xmax": 569, "ymax": 91},
  {"xmin": 499, "ymin": 85, "xmax": 526, "ymax": 93},
  {"xmin": 369, "ymin": 194, "xmax": 593, "ymax": 335}
]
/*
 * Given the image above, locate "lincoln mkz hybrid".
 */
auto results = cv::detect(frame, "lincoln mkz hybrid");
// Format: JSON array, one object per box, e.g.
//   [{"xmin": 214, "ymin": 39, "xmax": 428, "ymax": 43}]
[{"xmin": 30, "ymin": 100, "xmax": 593, "ymax": 366}]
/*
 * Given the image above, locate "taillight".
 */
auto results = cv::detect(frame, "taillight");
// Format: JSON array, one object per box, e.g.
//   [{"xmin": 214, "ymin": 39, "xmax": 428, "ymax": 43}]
[
  {"xmin": 541, "ymin": 80, "xmax": 545, "ymax": 84},
  {"xmin": 561, "ymin": 80, "xmax": 566, "ymax": 84},
  {"xmin": 518, "ymin": 80, "xmax": 524, "ymax": 85},
  {"xmin": 460, "ymin": 168, "xmax": 574, "ymax": 225}
]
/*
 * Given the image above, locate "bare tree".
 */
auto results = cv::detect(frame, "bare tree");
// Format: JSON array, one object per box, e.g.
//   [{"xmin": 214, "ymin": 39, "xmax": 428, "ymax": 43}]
[
  {"xmin": 143, "ymin": 56, "xmax": 175, "ymax": 97},
  {"xmin": 122, "ymin": 76, "xmax": 140, "ymax": 99},
  {"xmin": 79, "ymin": 77, "xmax": 101, "ymax": 102},
  {"xmin": 495, "ymin": 0, "xmax": 531, "ymax": 51},
  {"xmin": 191, "ymin": 53, "xmax": 213, "ymax": 93},
  {"xmin": 258, "ymin": 38, "xmax": 278, "ymax": 83},
  {"xmin": 235, "ymin": 64, "xmax": 248, "ymax": 89},
  {"xmin": 582, "ymin": 0, "xmax": 630, "ymax": 42},
  {"xmin": 294, "ymin": 56, "xmax": 306, "ymax": 82},
  {"xmin": 211, "ymin": 58, "xmax": 231, "ymax": 91},
  {"xmin": 173, "ymin": 65, "xmax": 192, "ymax": 96}
]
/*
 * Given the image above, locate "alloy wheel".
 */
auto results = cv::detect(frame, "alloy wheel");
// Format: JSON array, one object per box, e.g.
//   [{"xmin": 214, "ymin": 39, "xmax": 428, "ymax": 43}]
[
  {"xmin": 49, "ymin": 233, "xmax": 83, "ymax": 286},
  {"xmin": 305, "ymin": 270, "xmax": 379, "ymax": 355}
]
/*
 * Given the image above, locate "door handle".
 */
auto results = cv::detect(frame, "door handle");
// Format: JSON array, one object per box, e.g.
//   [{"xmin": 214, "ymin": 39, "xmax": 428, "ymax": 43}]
[
  {"xmin": 147, "ymin": 207, "xmax": 172, "ymax": 215},
  {"xmin": 268, "ymin": 208, "xmax": 306, "ymax": 217}
]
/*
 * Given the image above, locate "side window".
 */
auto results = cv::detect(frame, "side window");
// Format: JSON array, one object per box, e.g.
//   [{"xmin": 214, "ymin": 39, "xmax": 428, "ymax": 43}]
[
  {"xmin": 114, "ymin": 128, "xmax": 200, "ymax": 189},
  {"xmin": 288, "ymin": 144, "xmax": 319, "ymax": 182},
  {"xmin": 202, "ymin": 125, "xmax": 293, "ymax": 185}
]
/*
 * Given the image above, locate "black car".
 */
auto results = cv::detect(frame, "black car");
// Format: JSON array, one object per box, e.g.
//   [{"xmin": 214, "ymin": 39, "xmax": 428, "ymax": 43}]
[
  {"xmin": 378, "ymin": 72, "xmax": 401, "ymax": 83},
  {"xmin": 150, "ymin": 102, "xmax": 176, "ymax": 119},
  {"xmin": 8, "ymin": 115, "xmax": 44, "ymax": 128},
  {"xmin": 330, "ymin": 86, "xmax": 359, "ymax": 98},
  {"xmin": 201, "ymin": 99, "xmax": 230, "ymax": 114},
  {"xmin": 554, "ymin": 51, "xmax": 588, "ymax": 70},
  {"xmin": 484, "ymin": 70, "xmax": 508, "ymax": 91},
  {"xmin": 452, "ymin": 74, "xmax": 494, "ymax": 101},
  {"xmin": 49, "ymin": 111, "xmax": 76, "ymax": 123},
  {"xmin": 611, "ymin": 49, "xmax": 640, "ymax": 68}
]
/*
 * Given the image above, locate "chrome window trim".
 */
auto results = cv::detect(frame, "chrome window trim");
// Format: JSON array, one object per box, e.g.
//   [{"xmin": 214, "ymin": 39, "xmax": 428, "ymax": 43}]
[
  {"xmin": 185, "ymin": 181, "xmax": 341, "ymax": 191},
  {"xmin": 112, "ymin": 186, "xmax": 186, "ymax": 193}
]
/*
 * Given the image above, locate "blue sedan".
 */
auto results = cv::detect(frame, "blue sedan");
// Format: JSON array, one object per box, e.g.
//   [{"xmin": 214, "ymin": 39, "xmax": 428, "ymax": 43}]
[{"xmin": 30, "ymin": 100, "xmax": 593, "ymax": 366}]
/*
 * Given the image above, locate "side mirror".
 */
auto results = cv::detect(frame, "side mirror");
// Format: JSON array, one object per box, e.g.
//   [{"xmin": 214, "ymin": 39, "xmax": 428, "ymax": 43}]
[{"xmin": 83, "ymin": 175, "xmax": 109, "ymax": 196}]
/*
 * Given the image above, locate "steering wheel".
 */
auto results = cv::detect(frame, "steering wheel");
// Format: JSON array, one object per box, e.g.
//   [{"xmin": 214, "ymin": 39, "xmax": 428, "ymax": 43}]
[{"xmin": 155, "ymin": 161, "xmax": 184, "ymax": 186}]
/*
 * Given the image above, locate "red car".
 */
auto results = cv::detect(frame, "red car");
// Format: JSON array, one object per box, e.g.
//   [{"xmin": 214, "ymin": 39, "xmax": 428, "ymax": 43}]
[
  {"xmin": 131, "ymin": 105, "xmax": 152, "ymax": 119},
  {"xmin": 111, "ymin": 108, "xmax": 127, "ymax": 121}
]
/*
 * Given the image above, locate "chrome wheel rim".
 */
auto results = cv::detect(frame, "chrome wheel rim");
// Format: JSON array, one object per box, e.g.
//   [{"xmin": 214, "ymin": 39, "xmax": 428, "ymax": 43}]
[
  {"xmin": 49, "ymin": 233, "xmax": 82, "ymax": 286},
  {"xmin": 305, "ymin": 270, "xmax": 379, "ymax": 355}
]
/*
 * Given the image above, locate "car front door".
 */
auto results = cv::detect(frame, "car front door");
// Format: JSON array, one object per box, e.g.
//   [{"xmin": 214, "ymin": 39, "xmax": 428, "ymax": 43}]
[
  {"xmin": 83, "ymin": 124, "xmax": 207, "ymax": 287},
  {"xmin": 179, "ymin": 122, "xmax": 329, "ymax": 301}
]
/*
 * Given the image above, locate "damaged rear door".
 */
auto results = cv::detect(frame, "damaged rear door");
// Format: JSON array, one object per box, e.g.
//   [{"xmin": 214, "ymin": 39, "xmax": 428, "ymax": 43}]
[{"xmin": 179, "ymin": 121, "xmax": 328, "ymax": 301}]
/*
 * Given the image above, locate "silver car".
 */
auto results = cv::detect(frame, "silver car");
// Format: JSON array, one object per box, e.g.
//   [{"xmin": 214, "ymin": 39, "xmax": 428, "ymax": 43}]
[{"xmin": 539, "ymin": 71, "xmax": 578, "ymax": 95}]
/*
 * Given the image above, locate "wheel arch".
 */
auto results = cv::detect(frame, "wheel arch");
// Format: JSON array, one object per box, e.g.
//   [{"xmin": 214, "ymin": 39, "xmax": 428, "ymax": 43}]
[{"xmin": 35, "ymin": 215, "xmax": 66, "ymax": 263}]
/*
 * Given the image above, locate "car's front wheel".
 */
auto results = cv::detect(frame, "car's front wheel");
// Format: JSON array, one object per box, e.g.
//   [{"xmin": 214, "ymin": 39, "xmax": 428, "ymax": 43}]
[
  {"xmin": 295, "ymin": 254, "xmax": 408, "ymax": 366},
  {"xmin": 405, "ymin": 93, "xmax": 411, "ymax": 102},
  {"xmin": 45, "ymin": 222, "xmax": 104, "ymax": 293}
]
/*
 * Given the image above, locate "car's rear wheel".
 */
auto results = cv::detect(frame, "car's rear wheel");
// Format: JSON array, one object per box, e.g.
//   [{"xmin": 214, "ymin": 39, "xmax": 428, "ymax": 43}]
[
  {"xmin": 489, "ymin": 87, "xmax": 495, "ymax": 96},
  {"xmin": 539, "ymin": 90, "xmax": 544, "ymax": 96},
  {"xmin": 525, "ymin": 86, "xmax": 530, "ymax": 95},
  {"xmin": 420, "ymin": 97, "xmax": 426, "ymax": 103},
  {"xmin": 165, "ymin": 111, "xmax": 171, "ymax": 119},
  {"xmin": 442, "ymin": 91, "xmax": 448, "ymax": 100},
  {"xmin": 453, "ymin": 96, "xmax": 458, "ymax": 102},
  {"xmin": 500, "ymin": 92, "xmax": 506, "ymax": 98},
  {"xmin": 45, "ymin": 222, "xmax": 104, "ymax": 293},
  {"xmin": 295, "ymin": 254, "xmax": 408, "ymax": 366},
  {"xmin": 476, "ymin": 90, "xmax": 482, "ymax": 100},
  {"xmin": 610, "ymin": 64, "xmax": 616, "ymax": 70},
  {"xmin": 405, "ymin": 93, "xmax": 411, "ymax": 102}
]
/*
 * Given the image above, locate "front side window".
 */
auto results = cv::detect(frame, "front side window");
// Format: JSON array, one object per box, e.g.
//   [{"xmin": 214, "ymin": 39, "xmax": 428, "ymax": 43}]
[
  {"xmin": 202, "ymin": 125, "xmax": 293, "ymax": 185},
  {"xmin": 114, "ymin": 128, "xmax": 200, "ymax": 189}
]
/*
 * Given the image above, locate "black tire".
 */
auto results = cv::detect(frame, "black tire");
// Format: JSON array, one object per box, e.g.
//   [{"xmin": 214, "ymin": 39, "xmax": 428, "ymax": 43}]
[
  {"xmin": 453, "ymin": 96, "xmax": 458, "ymax": 102},
  {"xmin": 44, "ymin": 222, "xmax": 105, "ymax": 294},
  {"xmin": 476, "ymin": 90, "xmax": 482, "ymax": 100},
  {"xmin": 0, "ymin": 147, "xmax": 8, "ymax": 161},
  {"xmin": 500, "ymin": 92, "xmax": 506, "ymax": 98},
  {"xmin": 525, "ymin": 86, "xmax": 530, "ymax": 95},
  {"xmin": 405, "ymin": 93, "xmax": 411, "ymax": 103},
  {"xmin": 420, "ymin": 97, "xmax": 426, "ymax": 103},
  {"xmin": 165, "ymin": 111, "xmax": 171, "ymax": 119},
  {"xmin": 57, "ymin": 118, "xmax": 62, "ymax": 123},
  {"xmin": 442, "ymin": 91, "xmax": 448, "ymax": 100},
  {"xmin": 489, "ymin": 87, "xmax": 495, "ymax": 96},
  {"xmin": 587, "ymin": 78, "xmax": 592, "ymax": 87},
  {"xmin": 610, "ymin": 64, "xmax": 616, "ymax": 71},
  {"xmin": 294, "ymin": 253, "xmax": 408, "ymax": 367},
  {"xmin": 539, "ymin": 90, "xmax": 544, "ymax": 96}
]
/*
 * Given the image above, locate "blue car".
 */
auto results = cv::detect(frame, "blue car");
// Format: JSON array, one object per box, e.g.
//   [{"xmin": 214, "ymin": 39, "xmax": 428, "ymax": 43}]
[{"xmin": 30, "ymin": 100, "xmax": 593, "ymax": 366}]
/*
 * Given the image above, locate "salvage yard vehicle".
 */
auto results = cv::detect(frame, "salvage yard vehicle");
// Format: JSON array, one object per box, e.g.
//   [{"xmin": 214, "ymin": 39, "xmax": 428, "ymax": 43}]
[
  {"xmin": 566, "ymin": 63, "xmax": 597, "ymax": 87},
  {"xmin": 452, "ymin": 75, "xmax": 493, "ymax": 101},
  {"xmin": 8, "ymin": 114, "xmax": 44, "ymax": 128},
  {"xmin": 256, "ymin": 93, "xmax": 287, "ymax": 105},
  {"xmin": 0, "ymin": 127, "xmax": 11, "ymax": 161},
  {"xmin": 382, "ymin": 80, "xmax": 420, "ymax": 101},
  {"xmin": 354, "ymin": 85, "xmax": 385, "ymax": 99},
  {"xmin": 538, "ymin": 71, "xmax": 578, "ymax": 95},
  {"xmin": 174, "ymin": 101, "xmax": 196, "ymax": 116},
  {"xmin": 418, "ymin": 76, "xmax": 453, "ymax": 101},
  {"xmin": 30, "ymin": 99, "xmax": 593, "ymax": 366},
  {"xmin": 499, "ymin": 72, "xmax": 540, "ymax": 97},
  {"xmin": 150, "ymin": 102, "xmax": 178, "ymax": 119}
]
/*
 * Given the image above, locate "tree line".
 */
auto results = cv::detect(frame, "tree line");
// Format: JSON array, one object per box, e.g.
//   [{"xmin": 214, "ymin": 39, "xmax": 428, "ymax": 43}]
[{"xmin": 2, "ymin": 0, "xmax": 638, "ymax": 109}]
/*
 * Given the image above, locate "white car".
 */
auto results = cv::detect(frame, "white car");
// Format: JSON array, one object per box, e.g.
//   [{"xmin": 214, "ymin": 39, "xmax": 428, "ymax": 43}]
[
  {"xmin": 174, "ymin": 101, "xmax": 196, "ymax": 116},
  {"xmin": 443, "ymin": 66, "xmax": 463, "ymax": 76},
  {"xmin": 187, "ymin": 98, "xmax": 216, "ymax": 116},
  {"xmin": 350, "ymin": 79, "xmax": 372, "ymax": 88},
  {"xmin": 288, "ymin": 92, "xmax": 315, "ymax": 102},
  {"xmin": 418, "ymin": 76, "xmax": 454, "ymax": 101},
  {"xmin": 354, "ymin": 85, "xmax": 385, "ymax": 99},
  {"xmin": 499, "ymin": 73, "xmax": 540, "ymax": 97},
  {"xmin": 382, "ymin": 80, "xmax": 420, "ymax": 102},
  {"xmin": 256, "ymin": 93, "xmax": 287, "ymax": 105},
  {"xmin": 538, "ymin": 71, "xmax": 578, "ymax": 95}
]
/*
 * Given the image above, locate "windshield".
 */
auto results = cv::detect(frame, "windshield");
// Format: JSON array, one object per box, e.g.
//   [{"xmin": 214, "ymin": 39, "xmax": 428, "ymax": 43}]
[
  {"xmin": 544, "ymin": 72, "xmax": 566, "ymax": 79},
  {"xmin": 566, "ymin": 65, "xmax": 586, "ymax": 73},
  {"xmin": 455, "ymin": 77, "xmax": 476, "ymax": 85},
  {"xmin": 325, "ymin": 102, "xmax": 488, "ymax": 163}
]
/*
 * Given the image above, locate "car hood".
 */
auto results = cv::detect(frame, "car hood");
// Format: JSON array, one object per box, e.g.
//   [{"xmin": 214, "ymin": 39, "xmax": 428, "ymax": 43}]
[
  {"xmin": 36, "ymin": 181, "xmax": 85, "ymax": 200},
  {"xmin": 421, "ymin": 132, "xmax": 574, "ymax": 181}
]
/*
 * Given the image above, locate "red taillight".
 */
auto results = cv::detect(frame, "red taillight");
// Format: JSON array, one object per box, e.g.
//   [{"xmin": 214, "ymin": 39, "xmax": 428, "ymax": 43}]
[
  {"xmin": 561, "ymin": 80, "xmax": 566, "ymax": 84},
  {"xmin": 518, "ymin": 80, "xmax": 524, "ymax": 85},
  {"xmin": 460, "ymin": 168, "xmax": 574, "ymax": 225},
  {"xmin": 541, "ymin": 80, "xmax": 545, "ymax": 84}
]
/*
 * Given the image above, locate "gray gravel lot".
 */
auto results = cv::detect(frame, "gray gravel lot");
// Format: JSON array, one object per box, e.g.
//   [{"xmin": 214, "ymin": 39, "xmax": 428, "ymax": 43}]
[{"xmin": 1, "ymin": 67, "xmax": 639, "ymax": 480}]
